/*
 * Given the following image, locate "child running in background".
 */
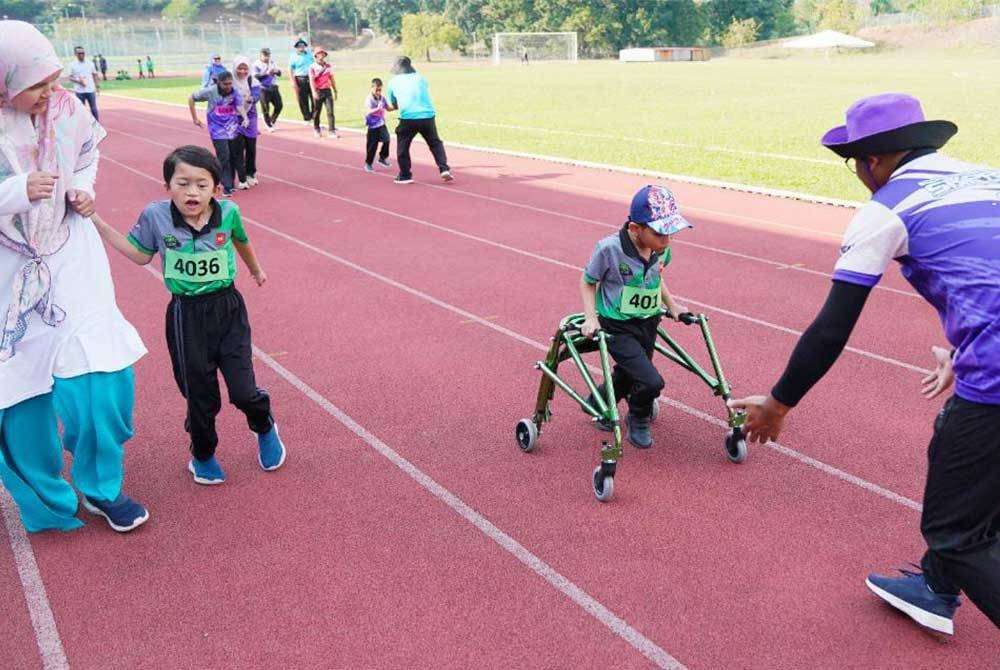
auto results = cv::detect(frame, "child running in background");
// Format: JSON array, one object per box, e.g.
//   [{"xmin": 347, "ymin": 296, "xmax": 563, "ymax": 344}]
[
  {"xmin": 363, "ymin": 77, "xmax": 391, "ymax": 172},
  {"xmin": 308, "ymin": 46, "xmax": 338, "ymax": 138},
  {"xmin": 188, "ymin": 71, "xmax": 246, "ymax": 195},
  {"xmin": 91, "ymin": 145, "xmax": 287, "ymax": 485},
  {"xmin": 232, "ymin": 56, "xmax": 261, "ymax": 187},
  {"xmin": 580, "ymin": 185, "xmax": 691, "ymax": 449}
]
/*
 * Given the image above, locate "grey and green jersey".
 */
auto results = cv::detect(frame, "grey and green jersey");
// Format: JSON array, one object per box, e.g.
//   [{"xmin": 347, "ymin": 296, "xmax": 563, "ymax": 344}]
[
  {"xmin": 583, "ymin": 227, "xmax": 672, "ymax": 321},
  {"xmin": 128, "ymin": 199, "xmax": 249, "ymax": 296}
]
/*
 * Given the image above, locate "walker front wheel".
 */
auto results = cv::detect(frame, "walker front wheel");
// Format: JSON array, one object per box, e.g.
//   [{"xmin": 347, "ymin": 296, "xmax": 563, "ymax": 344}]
[
  {"xmin": 592, "ymin": 465, "xmax": 615, "ymax": 502},
  {"xmin": 515, "ymin": 419, "xmax": 539, "ymax": 453},
  {"xmin": 725, "ymin": 428, "xmax": 747, "ymax": 464}
]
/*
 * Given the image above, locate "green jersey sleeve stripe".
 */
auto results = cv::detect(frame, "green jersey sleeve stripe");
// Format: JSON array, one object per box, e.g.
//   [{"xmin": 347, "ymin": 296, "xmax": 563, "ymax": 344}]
[
  {"xmin": 583, "ymin": 273, "xmax": 599, "ymax": 284},
  {"xmin": 127, "ymin": 234, "xmax": 155, "ymax": 256}
]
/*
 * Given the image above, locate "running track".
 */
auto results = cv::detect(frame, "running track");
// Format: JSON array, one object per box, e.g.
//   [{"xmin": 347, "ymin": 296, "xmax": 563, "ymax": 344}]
[{"xmin": 2, "ymin": 96, "xmax": 997, "ymax": 669}]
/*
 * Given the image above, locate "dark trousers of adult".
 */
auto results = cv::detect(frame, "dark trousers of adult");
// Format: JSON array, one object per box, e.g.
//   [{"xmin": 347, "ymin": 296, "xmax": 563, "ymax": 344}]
[
  {"xmin": 395, "ymin": 117, "xmax": 449, "ymax": 179},
  {"xmin": 294, "ymin": 76, "xmax": 312, "ymax": 120},
  {"xmin": 365, "ymin": 125, "xmax": 390, "ymax": 165},
  {"xmin": 920, "ymin": 395, "xmax": 1000, "ymax": 628},
  {"xmin": 165, "ymin": 286, "xmax": 272, "ymax": 462},
  {"xmin": 260, "ymin": 86, "xmax": 283, "ymax": 127},
  {"xmin": 313, "ymin": 88, "xmax": 335, "ymax": 131},
  {"xmin": 240, "ymin": 136, "xmax": 257, "ymax": 178},
  {"xmin": 75, "ymin": 92, "xmax": 98, "ymax": 121},
  {"xmin": 212, "ymin": 138, "xmax": 246, "ymax": 191},
  {"xmin": 596, "ymin": 315, "xmax": 665, "ymax": 419}
]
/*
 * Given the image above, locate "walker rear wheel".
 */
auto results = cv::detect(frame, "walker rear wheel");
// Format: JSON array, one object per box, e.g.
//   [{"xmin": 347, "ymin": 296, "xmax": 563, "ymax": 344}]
[
  {"xmin": 592, "ymin": 465, "xmax": 615, "ymax": 502},
  {"xmin": 515, "ymin": 419, "xmax": 539, "ymax": 453},
  {"xmin": 725, "ymin": 428, "xmax": 747, "ymax": 464}
]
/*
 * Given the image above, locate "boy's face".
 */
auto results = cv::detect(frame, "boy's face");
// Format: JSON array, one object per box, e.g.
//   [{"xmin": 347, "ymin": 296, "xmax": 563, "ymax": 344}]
[
  {"xmin": 217, "ymin": 78, "xmax": 233, "ymax": 95},
  {"xmin": 630, "ymin": 223, "xmax": 672, "ymax": 254},
  {"xmin": 166, "ymin": 162, "xmax": 218, "ymax": 217},
  {"xmin": 10, "ymin": 71, "xmax": 60, "ymax": 114},
  {"xmin": 371, "ymin": 83, "xmax": 382, "ymax": 97}
]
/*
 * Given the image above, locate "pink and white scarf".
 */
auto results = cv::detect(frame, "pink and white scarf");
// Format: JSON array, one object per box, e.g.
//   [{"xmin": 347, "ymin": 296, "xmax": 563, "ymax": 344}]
[{"xmin": 0, "ymin": 21, "xmax": 105, "ymax": 361}]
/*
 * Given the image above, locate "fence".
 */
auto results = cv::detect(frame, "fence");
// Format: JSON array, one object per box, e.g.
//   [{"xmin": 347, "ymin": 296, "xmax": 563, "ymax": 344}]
[{"xmin": 859, "ymin": 3, "xmax": 1000, "ymax": 28}]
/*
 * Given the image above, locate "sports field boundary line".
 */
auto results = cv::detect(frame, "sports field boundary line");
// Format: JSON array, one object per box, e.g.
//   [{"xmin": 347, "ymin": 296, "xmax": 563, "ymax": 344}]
[
  {"xmin": 102, "ymin": 131, "xmax": 931, "ymax": 377},
  {"xmin": 1, "ymin": 489, "xmax": 70, "ymax": 670},
  {"xmin": 128, "ymin": 268, "xmax": 685, "ymax": 670},
  {"xmin": 101, "ymin": 93, "xmax": 864, "ymax": 209},
  {"xmin": 102, "ymin": 153, "xmax": 925, "ymax": 515}
]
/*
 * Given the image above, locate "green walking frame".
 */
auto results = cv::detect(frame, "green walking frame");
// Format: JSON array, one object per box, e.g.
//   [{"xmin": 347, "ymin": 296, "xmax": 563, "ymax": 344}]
[{"xmin": 515, "ymin": 312, "xmax": 746, "ymax": 502}]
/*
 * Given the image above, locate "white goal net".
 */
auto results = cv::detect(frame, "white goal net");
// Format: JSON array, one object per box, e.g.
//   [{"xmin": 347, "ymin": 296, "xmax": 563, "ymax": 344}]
[{"xmin": 491, "ymin": 32, "xmax": 578, "ymax": 64}]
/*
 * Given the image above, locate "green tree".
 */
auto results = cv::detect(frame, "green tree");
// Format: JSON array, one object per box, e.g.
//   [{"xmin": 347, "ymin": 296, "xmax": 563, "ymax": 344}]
[
  {"xmin": 920, "ymin": 0, "xmax": 985, "ymax": 23},
  {"xmin": 400, "ymin": 12, "xmax": 464, "ymax": 60},
  {"xmin": 721, "ymin": 16, "xmax": 760, "ymax": 47},
  {"xmin": 816, "ymin": 0, "xmax": 857, "ymax": 31},
  {"xmin": 706, "ymin": 0, "xmax": 795, "ymax": 41},
  {"xmin": 359, "ymin": 0, "xmax": 421, "ymax": 39},
  {"xmin": 2, "ymin": 0, "xmax": 46, "ymax": 21},
  {"xmin": 162, "ymin": 0, "xmax": 201, "ymax": 21}
]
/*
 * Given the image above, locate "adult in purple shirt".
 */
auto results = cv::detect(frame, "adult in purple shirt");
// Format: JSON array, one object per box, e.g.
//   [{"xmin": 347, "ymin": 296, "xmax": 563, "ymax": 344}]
[{"xmin": 730, "ymin": 93, "xmax": 1000, "ymax": 636}]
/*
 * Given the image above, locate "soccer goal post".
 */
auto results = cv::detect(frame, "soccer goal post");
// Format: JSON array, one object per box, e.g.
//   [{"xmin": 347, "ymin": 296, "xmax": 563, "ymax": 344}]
[{"xmin": 492, "ymin": 32, "xmax": 578, "ymax": 64}]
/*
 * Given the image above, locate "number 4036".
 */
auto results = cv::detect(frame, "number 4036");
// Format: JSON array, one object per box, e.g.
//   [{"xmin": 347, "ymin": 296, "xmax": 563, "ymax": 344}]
[{"xmin": 174, "ymin": 257, "xmax": 220, "ymax": 277}]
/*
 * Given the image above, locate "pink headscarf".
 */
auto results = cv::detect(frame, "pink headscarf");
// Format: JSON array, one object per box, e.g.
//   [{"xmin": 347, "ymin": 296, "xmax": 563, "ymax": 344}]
[{"xmin": 0, "ymin": 21, "xmax": 105, "ymax": 361}]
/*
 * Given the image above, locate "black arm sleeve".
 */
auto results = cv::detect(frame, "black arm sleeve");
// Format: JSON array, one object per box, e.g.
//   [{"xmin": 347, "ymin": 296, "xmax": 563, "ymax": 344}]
[{"xmin": 770, "ymin": 280, "xmax": 873, "ymax": 407}]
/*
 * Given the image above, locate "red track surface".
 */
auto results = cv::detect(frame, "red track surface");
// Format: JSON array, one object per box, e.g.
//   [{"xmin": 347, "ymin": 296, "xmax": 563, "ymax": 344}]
[{"xmin": 3, "ymin": 96, "xmax": 997, "ymax": 669}]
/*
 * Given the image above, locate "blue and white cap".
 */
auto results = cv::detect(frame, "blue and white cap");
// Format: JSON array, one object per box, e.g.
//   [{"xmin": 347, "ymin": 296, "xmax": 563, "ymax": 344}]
[{"xmin": 628, "ymin": 185, "xmax": 692, "ymax": 236}]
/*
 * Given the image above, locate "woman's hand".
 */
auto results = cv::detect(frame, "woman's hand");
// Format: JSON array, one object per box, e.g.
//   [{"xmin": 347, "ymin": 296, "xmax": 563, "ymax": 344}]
[
  {"xmin": 26, "ymin": 171, "xmax": 58, "ymax": 201},
  {"xmin": 66, "ymin": 189, "xmax": 96, "ymax": 217},
  {"xmin": 921, "ymin": 345, "xmax": 955, "ymax": 399}
]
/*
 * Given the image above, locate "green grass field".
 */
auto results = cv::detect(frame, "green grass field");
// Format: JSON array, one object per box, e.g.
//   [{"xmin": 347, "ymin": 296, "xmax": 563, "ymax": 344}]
[{"xmin": 101, "ymin": 54, "xmax": 1000, "ymax": 201}]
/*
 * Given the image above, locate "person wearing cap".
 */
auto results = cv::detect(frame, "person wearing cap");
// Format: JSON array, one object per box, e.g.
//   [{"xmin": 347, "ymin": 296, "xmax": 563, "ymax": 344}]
[
  {"xmin": 253, "ymin": 47, "xmax": 283, "ymax": 132},
  {"xmin": 307, "ymin": 46, "xmax": 338, "ymax": 138},
  {"xmin": 579, "ymin": 185, "xmax": 691, "ymax": 448},
  {"xmin": 729, "ymin": 93, "xmax": 1000, "ymax": 636},
  {"xmin": 201, "ymin": 53, "xmax": 226, "ymax": 88},
  {"xmin": 385, "ymin": 56, "xmax": 452, "ymax": 184},
  {"xmin": 288, "ymin": 38, "xmax": 314, "ymax": 121}
]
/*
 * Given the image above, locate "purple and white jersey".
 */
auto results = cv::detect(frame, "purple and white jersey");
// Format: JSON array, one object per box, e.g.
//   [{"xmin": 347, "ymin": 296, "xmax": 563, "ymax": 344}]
[
  {"xmin": 833, "ymin": 153, "xmax": 1000, "ymax": 404},
  {"xmin": 252, "ymin": 58, "xmax": 279, "ymax": 88},
  {"xmin": 192, "ymin": 86, "xmax": 243, "ymax": 140}
]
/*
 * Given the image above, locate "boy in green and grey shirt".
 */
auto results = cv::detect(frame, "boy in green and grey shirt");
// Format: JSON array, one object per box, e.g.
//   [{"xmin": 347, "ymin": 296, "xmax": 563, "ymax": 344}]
[
  {"xmin": 92, "ymin": 145, "xmax": 287, "ymax": 485},
  {"xmin": 580, "ymin": 185, "xmax": 691, "ymax": 448}
]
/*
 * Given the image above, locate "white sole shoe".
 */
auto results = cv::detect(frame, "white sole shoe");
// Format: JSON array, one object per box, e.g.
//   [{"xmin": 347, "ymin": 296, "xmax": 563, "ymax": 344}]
[{"xmin": 865, "ymin": 578, "xmax": 955, "ymax": 635}]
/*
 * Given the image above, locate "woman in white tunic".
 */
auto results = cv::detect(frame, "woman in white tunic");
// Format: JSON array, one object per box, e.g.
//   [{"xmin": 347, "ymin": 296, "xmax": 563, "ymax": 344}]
[{"xmin": 0, "ymin": 21, "xmax": 148, "ymax": 533}]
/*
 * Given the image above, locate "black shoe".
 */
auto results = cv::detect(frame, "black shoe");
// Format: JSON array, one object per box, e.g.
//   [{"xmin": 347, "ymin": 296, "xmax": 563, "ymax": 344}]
[
  {"xmin": 627, "ymin": 413, "xmax": 653, "ymax": 449},
  {"xmin": 394, "ymin": 175, "xmax": 414, "ymax": 184}
]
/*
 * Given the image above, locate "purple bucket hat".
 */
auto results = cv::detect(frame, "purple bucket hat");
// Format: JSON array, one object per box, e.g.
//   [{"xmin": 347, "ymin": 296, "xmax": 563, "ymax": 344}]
[
  {"xmin": 821, "ymin": 93, "xmax": 957, "ymax": 159},
  {"xmin": 628, "ymin": 185, "xmax": 692, "ymax": 236}
]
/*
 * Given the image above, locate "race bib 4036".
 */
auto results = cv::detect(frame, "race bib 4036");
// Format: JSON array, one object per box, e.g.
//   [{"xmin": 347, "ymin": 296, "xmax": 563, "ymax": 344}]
[{"xmin": 164, "ymin": 248, "xmax": 230, "ymax": 282}]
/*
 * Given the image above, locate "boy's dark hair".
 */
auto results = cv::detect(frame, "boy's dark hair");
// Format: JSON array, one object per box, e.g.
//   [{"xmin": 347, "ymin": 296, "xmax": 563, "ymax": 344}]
[
  {"xmin": 371, "ymin": 77, "xmax": 383, "ymax": 86},
  {"xmin": 163, "ymin": 145, "xmax": 222, "ymax": 186},
  {"xmin": 216, "ymin": 70, "xmax": 233, "ymax": 82}
]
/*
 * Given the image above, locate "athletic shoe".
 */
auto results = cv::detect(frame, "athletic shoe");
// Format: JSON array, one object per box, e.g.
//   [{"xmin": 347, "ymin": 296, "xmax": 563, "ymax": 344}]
[
  {"xmin": 313, "ymin": 129, "xmax": 321, "ymax": 138},
  {"xmin": 257, "ymin": 423, "xmax": 287, "ymax": 471},
  {"xmin": 866, "ymin": 567, "xmax": 960, "ymax": 635},
  {"xmin": 329, "ymin": 130, "xmax": 340, "ymax": 138},
  {"xmin": 188, "ymin": 456, "xmax": 226, "ymax": 485},
  {"xmin": 247, "ymin": 176, "xmax": 258, "ymax": 187},
  {"xmin": 82, "ymin": 493, "xmax": 150, "ymax": 533},
  {"xmin": 394, "ymin": 175, "xmax": 414, "ymax": 184},
  {"xmin": 585, "ymin": 393, "xmax": 616, "ymax": 431},
  {"xmin": 440, "ymin": 170, "xmax": 454, "ymax": 182},
  {"xmin": 266, "ymin": 125, "xmax": 275, "ymax": 134},
  {"xmin": 626, "ymin": 413, "xmax": 653, "ymax": 449},
  {"xmin": 364, "ymin": 164, "xmax": 374, "ymax": 173},
  {"xmin": 237, "ymin": 181, "xmax": 249, "ymax": 190},
  {"xmin": 377, "ymin": 158, "xmax": 391, "ymax": 168},
  {"xmin": 221, "ymin": 189, "xmax": 234, "ymax": 198}
]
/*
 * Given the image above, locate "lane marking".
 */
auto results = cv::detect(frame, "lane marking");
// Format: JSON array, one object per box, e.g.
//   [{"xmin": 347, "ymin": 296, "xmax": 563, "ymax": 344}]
[
  {"xmin": 101, "ymin": 139, "xmax": 930, "ymax": 376},
  {"xmin": 1, "ymin": 489, "xmax": 70, "ymax": 670},
  {"xmin": 105, "ymin": 154, "xmax": 925, "ymax": 514}
]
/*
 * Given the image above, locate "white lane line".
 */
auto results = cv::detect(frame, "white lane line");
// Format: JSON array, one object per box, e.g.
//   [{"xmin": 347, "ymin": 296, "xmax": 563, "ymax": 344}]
[
  {"xmin": 137, "ymin": 249, "xmax": 685, "ymax": 670},
  {"xmin": 107, "ymin": 148, "xmax": 924, "ymax": 513},
  {"xmin": 1, "ymin": 489, "xmax": 70, "ymax": 670},
  {"xmin": 455, "ymin": 119, "xmax": 843, "ymax": 166},
  {"xmin": 112, "ymin": 116, "xmax": 920, "ymax": 300},
  {"xmin": 101, "ymin": 93, "xmax": 862, "ymax": 209},
  {"xmin": 100, "ymin": 141, "xmax": 930, "ymax": 376}
]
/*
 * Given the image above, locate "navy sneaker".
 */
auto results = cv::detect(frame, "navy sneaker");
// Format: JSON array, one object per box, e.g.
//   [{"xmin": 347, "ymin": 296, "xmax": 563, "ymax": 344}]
[
  {"xmin": 866, "ymin": 567, "xmax": 960, "ymax": 635},
  {"xmin": 82, "ymin": 493, "xmax": 150, "ymax": 533},
  {"xmin": 257, "ymin": 423, "xmax": 287, "ymax": 471},
  {"xmin": 188, "ymin": 456, "xmax": 226, "ymax": 485},
  {"xmin": 364, "ymin": 163, "xmax": 374, "ymax": 173},
  {"xmin": 377, "ymin": 157, "xmax": 391, "ymax": 167},
  {"xmin": 394, "ymin": 175, "xmax": 414, "ymax": 184},
  {"xmin": 584, "ymin": 393, "xmax": 616, "ymax": 431},
  {"xmin": 626, "ymin": 413, "xmax": 653, "ymax": 449}
]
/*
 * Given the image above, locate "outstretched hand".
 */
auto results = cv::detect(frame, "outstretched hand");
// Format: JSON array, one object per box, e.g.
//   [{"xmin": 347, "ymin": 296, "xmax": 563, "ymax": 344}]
[
  {"xmin": 66, "ymin": 189, "xmax": 96, "ymax": 217},
  {"xmin": 921, "ymin": 345, "xmax": 955, "ymax": 400},
  {"xmin": 727, "ymin": 395, "xmax": 790, "ymax": 444}
]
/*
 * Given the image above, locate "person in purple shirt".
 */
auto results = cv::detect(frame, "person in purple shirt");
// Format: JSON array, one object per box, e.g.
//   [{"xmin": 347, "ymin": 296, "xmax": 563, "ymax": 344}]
[
  {"xmin": 188, "ymin": 71, "xmax": 245, "ymax": 196},
  {"xmin": 730, "ymin": 93, "xmax": 1000, "ymax": 635},
  {"xmin": 252, "ymin": 47, "xmax": 282, "ymax": 132},
  {"xmin": 232, "ymin": 56, "xmax": 261, "ymax": 187},
  {"xmin": 730, "ymin": 93, "xmax": 1000, "ymax": 637}
]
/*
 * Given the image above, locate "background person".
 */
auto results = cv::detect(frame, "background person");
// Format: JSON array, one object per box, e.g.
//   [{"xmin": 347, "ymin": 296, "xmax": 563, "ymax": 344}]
[
  {"xmin": 68, "ymin": 45, "xmax": 100, "ymax": 120},
  {"xmin": 288, "ymin": 38, "xmax": 314, "ymax": 121},
  {"xmin": 385, "ymin": 56, "xmax": 452, "ymax": 184}
]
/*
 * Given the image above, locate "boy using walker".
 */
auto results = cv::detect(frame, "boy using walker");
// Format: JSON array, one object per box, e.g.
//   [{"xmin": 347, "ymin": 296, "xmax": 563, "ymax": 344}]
[{"xmin": 580, "ymin": 185, "xmax": 691, "ymax": 448}]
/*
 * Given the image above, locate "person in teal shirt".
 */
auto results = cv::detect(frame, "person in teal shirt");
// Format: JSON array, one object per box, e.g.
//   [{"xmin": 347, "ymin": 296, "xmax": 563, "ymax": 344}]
[
  {"xmin": 385, "ymin": 56, "xmax": 452, "ymax": 184},
  {"xmin": 288, "ymin": 38, "xmax": 314, "ymax": 121}
]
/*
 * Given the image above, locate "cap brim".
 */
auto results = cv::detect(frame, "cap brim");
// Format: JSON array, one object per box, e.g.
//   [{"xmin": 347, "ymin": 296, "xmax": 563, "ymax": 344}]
[
  {"xmin": 647, "ymin": 215, "xmax": 693, "ymax": 236},
  {"xmin": 821, "ymin": 120, "xmax": 957, "ymax": 159}
]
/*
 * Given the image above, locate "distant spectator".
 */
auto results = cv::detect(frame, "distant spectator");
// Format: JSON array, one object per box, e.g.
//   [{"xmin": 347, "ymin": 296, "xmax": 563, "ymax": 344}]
[
  {"xmin": 288, "ymin": 38, "xmax": 314, "ymax": 121},
  {"xmin": 136, "ymin": 58, "xmax": 145, "ymax": 80},
  {"xmin": 68, "ymin": 45, "xmax": 100, "ymax": 120},
  {"xmin": 99, "ymin": 54, "xmax": 107, "ymax": 81},
  {"xmin": 385, "ymin": 56, "xmax": 452, "ymax": 184},
  {"xmin": 308, "ymin": 46, "xmax": 337, "ymax": 138},
  {"xmin": 146, "ymin": 56, "xmax": 155, "ymax": 79},
  {"xmin": 252, "ymin": 47, "xmax": 282, "ymax": 132},
  {"xmin": 201, "ymin": 53, "xmax": 225, "ymax": 88}
]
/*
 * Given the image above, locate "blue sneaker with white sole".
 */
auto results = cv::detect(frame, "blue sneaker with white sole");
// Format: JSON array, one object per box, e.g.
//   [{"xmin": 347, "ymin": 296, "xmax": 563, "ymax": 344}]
[
  {"xmin": 188, "ymin": 456, "xmax": 226, "ymax": 485},
  {"xmin": 82, "ymin": 493, "xmax": 150, "ymax": 532},
  {"xmin": 257, "ymin": 423, "xmax": 287, "ymax": 471},
  {"xmin": 866, "ymin": 566, "xmax": 960, "ymax": 635}
]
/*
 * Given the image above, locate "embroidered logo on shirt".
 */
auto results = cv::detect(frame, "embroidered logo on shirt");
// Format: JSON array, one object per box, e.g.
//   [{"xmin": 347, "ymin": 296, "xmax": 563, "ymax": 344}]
[
  {"xmin": 216, "ymin": 232, "xmax": 227, "ymax": 246},
  {"xmin": 618, "ymin": 262, "xmax": 633, "ymax": 278},
  {"xmin": 163, "ymin": 234, "xmax": 181, "ymax": 249}
]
